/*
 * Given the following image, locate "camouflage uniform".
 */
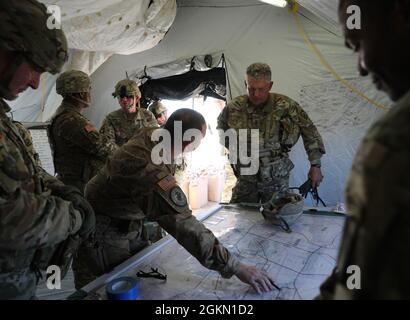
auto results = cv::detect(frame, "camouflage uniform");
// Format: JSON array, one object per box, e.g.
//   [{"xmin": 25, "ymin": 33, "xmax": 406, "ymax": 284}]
[
  {"xmin": 0, "ymin": 102, "xmax": 84, "ymax": 299},
  {"xmin": 217, "ymin": 92, "xmax": 325, "ymax": 203},
  {"xmin": 76, "ymin": 127, "xmax": 240, "ymax": 288},
  {"xmin": 0, "ymin": 0, "xmax": 89, "ymax": 300},
  {"xmin": 49, "ymin": 71, "xmax": 109, "ymax": 193},
  {"xmin": 14, "ymin": 121, "xmax": 65, "ymax": 190},
  {"xmin": 99, "ymin": 108, "xmax": 158, "ymax": 153},
  {"xmin": 319, "ymin": 91, "xmax": 410, "ymax": 299},
  {"xmin": 99, "ymin": 79, "xmax": 158, "ymax": 154}
]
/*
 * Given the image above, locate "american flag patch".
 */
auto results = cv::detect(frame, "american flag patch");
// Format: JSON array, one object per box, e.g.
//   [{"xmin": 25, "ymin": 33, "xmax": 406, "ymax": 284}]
[{"xmin": 157, "ymin": 175, "xmax": 176, "ymax": 191}]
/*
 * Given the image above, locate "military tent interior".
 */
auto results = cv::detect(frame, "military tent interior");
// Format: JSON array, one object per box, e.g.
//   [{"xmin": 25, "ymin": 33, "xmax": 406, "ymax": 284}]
[{"xmin": 8, "ymin": 0, "xmax": 391, "ymax": 299}]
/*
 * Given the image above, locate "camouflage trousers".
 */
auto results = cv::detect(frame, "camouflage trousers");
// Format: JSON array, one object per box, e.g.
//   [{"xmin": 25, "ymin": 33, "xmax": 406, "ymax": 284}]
[
  {"xmin": 0, "ymin": 269, "xmax": 37, "ymax": 300},
  {"xmin": 231, "ymin": 157, "xmax": 293, "ymax": 204},
  {"xmin": 72, "ymin": 215, "xmax": 165, "ymax": 290},
  {"xmin": 230, "ymin": 174, "xmax": 289, "ymax": 204}
]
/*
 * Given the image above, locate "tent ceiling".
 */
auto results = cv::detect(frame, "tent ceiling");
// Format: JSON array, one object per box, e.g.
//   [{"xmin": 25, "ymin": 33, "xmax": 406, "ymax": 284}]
[
  {"xmin": 40, "ymin": 0, "xmax": 177, "ymax": 54},
  {"xmin": 178, "ymin": 0, "xmax": 340, "ymax": 31}
]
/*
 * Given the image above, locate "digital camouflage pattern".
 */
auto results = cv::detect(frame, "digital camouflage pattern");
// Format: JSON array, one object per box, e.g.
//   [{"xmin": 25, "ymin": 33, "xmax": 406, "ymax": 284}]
[
  {"xmin": 99, "ymin": 108, "xmax": 158, "ymax": 154},
  {"xmin": 0, "ymin": 0, "xmax": 68, "ymax": 75},
  {"xmin": 56, "ymin": 70, "xmax": 91, "ymax": 95},
  {"xmin": 217, "ymin": 93, "xmax": 325, "ymax": 203},
  {"xmin": 0, "ymin": 99, "xmax": 82, "ymax": 300},
  {"xmin": 319, "ymin": 91, "xmax": 410, "ymax": 299},
  {"xmin": 49, "ymin": 100, "xmax": 109, "ymax": 193},
  {"xmin": 76, "ymin": 127, "xmax": 240, "ymax": 288},
  {"xmin": 13, "ymin": 121, "xmax": 66, "ymax": 190}
]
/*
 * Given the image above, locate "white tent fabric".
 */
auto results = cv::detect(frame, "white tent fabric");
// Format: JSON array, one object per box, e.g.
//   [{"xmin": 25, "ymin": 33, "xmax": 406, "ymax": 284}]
[
  {"xmin": 8, "ymin": 0, "xmax": 177, "ymax": 121},
  {"xmin": 84, "ymin": 1, "xmax": 390, "ymax": 206},
  {"xmin": 7, "ymin": 0, "xmax": 391, "ymax": 207}
]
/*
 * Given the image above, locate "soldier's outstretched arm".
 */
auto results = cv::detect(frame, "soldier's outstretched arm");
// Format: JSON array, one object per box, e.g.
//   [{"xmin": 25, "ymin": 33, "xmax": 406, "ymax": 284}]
[
  {"xmin": 99, "ymin": 117, "xmax": 120, "ymax": 154},
  {"xmin": 149, "ymin": 178, "xmax": 277, "ymax": 293}
]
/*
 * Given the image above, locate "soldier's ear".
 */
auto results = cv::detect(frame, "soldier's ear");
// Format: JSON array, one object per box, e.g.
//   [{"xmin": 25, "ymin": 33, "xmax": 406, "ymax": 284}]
[
  {"xmin": 244, "ymin": 80, "xmax": 247, "ymax": 88},
  {"xmin": 268, "ymin": 81, "xmax": 273, "ymax": 90}
]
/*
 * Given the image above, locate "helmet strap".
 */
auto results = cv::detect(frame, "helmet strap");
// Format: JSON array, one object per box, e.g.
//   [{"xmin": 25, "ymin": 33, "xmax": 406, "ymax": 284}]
[
  {"xmin": 65, "ymin": 93, "xmax": 90, "ymax": 109},
  {"xmin": 0, "ymin": 53, "xmax": 26, "ymax": 101}
]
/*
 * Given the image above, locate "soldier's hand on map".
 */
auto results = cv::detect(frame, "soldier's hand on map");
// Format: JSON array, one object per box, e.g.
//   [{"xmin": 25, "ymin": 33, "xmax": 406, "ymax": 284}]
[
  {"xmin": 308, "ymin": 166, "xmax": 323, "ymax": 188},
  {"xmin": 235, "ymin": 263, "xmax": 279, "ymax": 293}
]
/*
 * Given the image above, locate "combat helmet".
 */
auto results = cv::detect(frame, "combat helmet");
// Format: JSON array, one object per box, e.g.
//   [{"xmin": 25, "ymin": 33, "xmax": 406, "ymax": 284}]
[
  {"xmin": 261, "ymin": 192, "xmax": 304, "ymax": 232},
  {"xmin": 112, "ymin": 79, "xmax": 141, "ymax": 98},
  {"xmin": 56, "ymin": 70, "xmax": 91, "ymax": 95},
  {"xmin": 0, "ymin": 0, "xmax": 68, "ymax": 74},
  {"xmin": 149, "ymin": 101, "xmax": 167, "ymax": 118}
]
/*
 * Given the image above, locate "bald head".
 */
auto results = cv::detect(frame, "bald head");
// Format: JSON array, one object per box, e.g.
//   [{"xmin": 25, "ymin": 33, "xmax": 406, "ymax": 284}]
[{"xmin": 164, "ymin": 108, "xmax": 207, "ymax": 151}]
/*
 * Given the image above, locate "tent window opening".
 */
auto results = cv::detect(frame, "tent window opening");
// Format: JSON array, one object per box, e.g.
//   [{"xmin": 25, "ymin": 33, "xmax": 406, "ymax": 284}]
[{"xmin": 161, "ymin": 96, "xmax": 226, "ymax": 173}]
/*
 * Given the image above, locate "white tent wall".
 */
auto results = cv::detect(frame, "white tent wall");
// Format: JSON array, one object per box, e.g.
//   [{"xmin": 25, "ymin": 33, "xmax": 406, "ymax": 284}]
[
  {"xmin": 5, "ymin": 1, "xmax": 391, "ymax": 207},
  {"xmin": 84, "ymin": 2, "xmax": 389, "ymax": 206},
  {"xmin": 8, "ymin": 0, "xmax": 177, "ymax": 122}
]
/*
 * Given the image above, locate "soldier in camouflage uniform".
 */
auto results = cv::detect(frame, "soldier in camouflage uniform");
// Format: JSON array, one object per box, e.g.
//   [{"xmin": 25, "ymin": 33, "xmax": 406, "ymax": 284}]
[
  {"xmin": 99, "ymin": 79, "xmax": 158, "ymax": 154},
  {"xmin": 78, "ymin": 109, "xmax": 277, "ymax": 293},
  {"xmin": 49, "ymin": 70, "xmax": 109, "ymax": 193},
  {"xmin": 149, "ymin": 101, "xmax": 168, "ymax": 127},
  {"xmin": 318, "ymin": 0, "xmax": 410, "ymax": 299},
  {"xmin": 217, "ymin": 63, "xmax": 325, "ymax": 203},
  {"xmin": 0, "ymin": 0, "xmax": 95, "ymax": 300}
]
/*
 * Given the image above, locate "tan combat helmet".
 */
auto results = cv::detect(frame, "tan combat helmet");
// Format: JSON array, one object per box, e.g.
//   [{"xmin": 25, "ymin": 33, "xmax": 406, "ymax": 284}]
[
  {"xmin": 112, "ymin": 79, "xmax": 141, "ymax": 98},
  {"xmin": 262, "ymin": 192, "xmax": 304, "ymax": 232},
  {"xmin": 113, "ymin": 79, "xmax": 141, "ymax": 110},
  {"xmin": 149, "ymin": 101, "xmax": 167, "ymax": 118},
  {"xmin": 0, "ymin": 0, "xmax": 68, "ymax": 74},
  {"xmin": 56, "ymin": 70, "xmax": 91, "ymax": 95}
]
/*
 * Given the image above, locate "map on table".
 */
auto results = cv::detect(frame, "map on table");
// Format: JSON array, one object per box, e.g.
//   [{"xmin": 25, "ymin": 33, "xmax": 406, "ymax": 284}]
[{"xmin": 96, "ymin": 208, "xmax": 345, "ymax": 300}]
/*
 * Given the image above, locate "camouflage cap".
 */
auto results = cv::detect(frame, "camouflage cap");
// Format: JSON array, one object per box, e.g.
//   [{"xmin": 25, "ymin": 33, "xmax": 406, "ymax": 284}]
[
  {"xmin": 112, "ymin": 79, "xmax": 141, "ymax": 98},
  {"xmin": 56, "ymin": 70, "xmax": 91, "ymax": 95},
  {"xmin": 149, "ymin": 101, "xmax": 167, "ymax": 117},
  {"xmin": 0, "ymin": 0, "xmax": 68, "ymax": 74},
  {"xmin": 246, "ymin": 63, "xmax": 272, "ymax": 80}
]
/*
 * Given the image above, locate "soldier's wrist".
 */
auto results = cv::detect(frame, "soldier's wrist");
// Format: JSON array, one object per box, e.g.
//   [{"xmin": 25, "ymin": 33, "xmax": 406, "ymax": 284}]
[{"xmin": 220, "ymin": 255, "xmax": 241, "ymax": 279}]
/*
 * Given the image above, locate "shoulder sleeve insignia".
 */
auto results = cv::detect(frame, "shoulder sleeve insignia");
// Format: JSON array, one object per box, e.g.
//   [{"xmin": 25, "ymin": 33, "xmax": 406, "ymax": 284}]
[{"xmin": 170, "ymin": 187, "xmax": 187, "ymax": 207}]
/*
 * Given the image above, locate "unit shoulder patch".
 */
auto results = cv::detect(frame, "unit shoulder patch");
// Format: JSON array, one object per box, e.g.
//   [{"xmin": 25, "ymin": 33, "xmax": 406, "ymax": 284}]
[{"xmin": 170, "ymin": 187, "xmax": 187, "ymax": 207}]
